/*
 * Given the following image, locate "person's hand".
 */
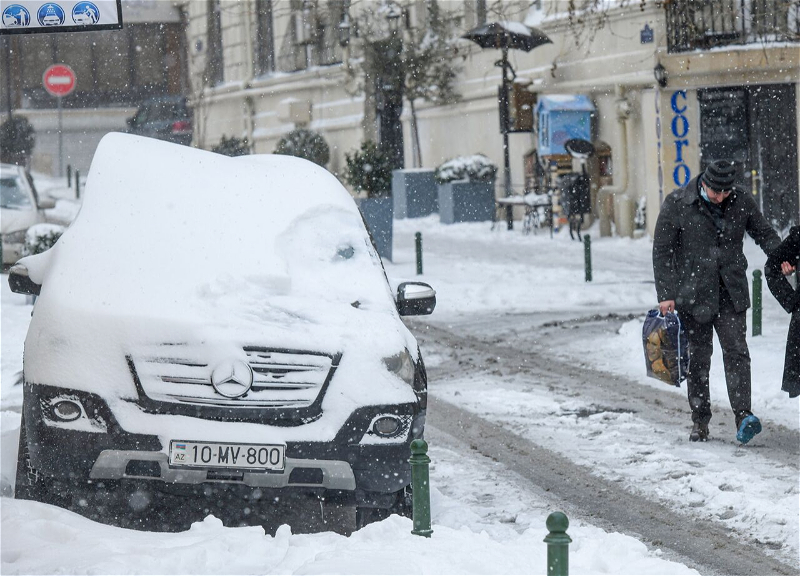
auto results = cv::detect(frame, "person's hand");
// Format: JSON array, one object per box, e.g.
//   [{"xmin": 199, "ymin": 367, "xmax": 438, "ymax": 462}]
[
  {"xmin": 659, "ymin": 300, "xmax": 675, "ymax": 315},
  {"xmin": 780, "ymin": 261, "xmax": 796, "ymax": 276}
]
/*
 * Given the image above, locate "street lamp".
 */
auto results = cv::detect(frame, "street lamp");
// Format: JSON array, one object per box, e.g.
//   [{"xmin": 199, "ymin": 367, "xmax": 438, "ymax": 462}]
[
  {"xmin": 462, "ymin": 22, "xmax": 552, "ymax": 230},
  {"xmin": 653, "ymin": 63, "xmax": 668, "ymax": 88}
]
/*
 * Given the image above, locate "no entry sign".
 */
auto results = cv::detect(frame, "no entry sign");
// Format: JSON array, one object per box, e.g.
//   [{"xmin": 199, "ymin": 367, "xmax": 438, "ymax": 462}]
[{"xmin": 43, "ymin": 64, "xmax": 76, "ymax": 97}]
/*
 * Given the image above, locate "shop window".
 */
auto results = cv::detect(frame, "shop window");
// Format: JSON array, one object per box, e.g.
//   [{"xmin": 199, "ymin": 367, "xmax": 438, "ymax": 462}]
[
  {"xmin": 92, "ymin": 30, "xmax": 129, "ymax": 93},
  {"xmin": 206, "ymin": 0, "xmax": 224, "ymax": 86},
  {"xmin": 254, "ymin": 0, "xmax": 275, "ymax": 76},
  {"xmin": 132, "ymin": 24, "xmax": 167, "ymax": 88}
]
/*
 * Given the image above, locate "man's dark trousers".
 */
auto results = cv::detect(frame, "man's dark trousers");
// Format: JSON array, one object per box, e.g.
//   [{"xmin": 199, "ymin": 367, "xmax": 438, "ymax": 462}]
[{"xmin": 681, "ymin": 290, "xmax": 751, "ymax": 428}]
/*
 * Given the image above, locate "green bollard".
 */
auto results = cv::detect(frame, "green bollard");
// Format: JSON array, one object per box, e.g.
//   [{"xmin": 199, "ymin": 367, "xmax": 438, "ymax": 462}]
[
  {"xmin": 415, "ymin": 232, "xmax": 423, "ymax": 275},
  {"xmin": 752, "ymin": 269, "xmax": 762, "ymax": 337},
  {"xmin": 75, "ymin": 169, "xmax": 81, "ymax": 200},
  {"xmin": 66, "ymin": 164, "xmax": 72, "ymax": 187},
  {"xmin": 544, "ymin": 511, "xmax": 572, "ymax": 576},
  {"xmin": 583, "ymin": 234, "xmax": 592, "ymax": 283},
  {"xmin": 409, "ymin": 439, "xmax": 432, "ymax": 537}
]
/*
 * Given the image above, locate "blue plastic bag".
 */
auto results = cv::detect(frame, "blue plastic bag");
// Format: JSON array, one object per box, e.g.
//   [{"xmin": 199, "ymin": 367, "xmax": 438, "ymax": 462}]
[{"xmin": 642, "ymin": 310, "xmax": 690, "ymax": 387}]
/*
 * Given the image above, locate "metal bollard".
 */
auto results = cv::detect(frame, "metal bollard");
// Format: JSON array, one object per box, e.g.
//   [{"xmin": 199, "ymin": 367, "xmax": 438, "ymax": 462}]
[
  {"xmin": 409, "ymin": 439, "xmax": 432, "ymax": 537},
  {"xmin": 75, "ymin": 169, "xmax": 80, "ymax": 199},
  {"xmin": 415, "ymin": 232, "xmax": 423, "ymax": 275},
  {"xmin": 544, "ymin": 512, "xmax": 572, "ymax": 576},
  {"xmin": 752, "ymin": 269, "xmax": 762, "ymax": 337},
  {"xmin": 584, "ymin": 234, "xmax": 592, "ymax": 283},
  {"xmin": 66, "ymin": 164, "xmax": 72, "ymax": 187}
]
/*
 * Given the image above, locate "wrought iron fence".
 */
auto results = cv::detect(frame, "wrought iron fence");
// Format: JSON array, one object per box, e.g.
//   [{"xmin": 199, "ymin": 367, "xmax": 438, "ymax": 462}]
[{"xmin": 665, "ymin": 0, "xmax": 800, "ymax": 53}]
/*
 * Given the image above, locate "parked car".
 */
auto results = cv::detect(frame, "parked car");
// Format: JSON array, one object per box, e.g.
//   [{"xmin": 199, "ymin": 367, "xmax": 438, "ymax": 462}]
[
  {"xmin": 10, "ymin": 133, "xmax": 435, "ymax": 534},
  {"xmin": 125, "ymin": 96, "xmax": 193, "ymax": 146},
  {"xmin": 1, "ymin": 164, "xmax": 55, "ymax": 266}
]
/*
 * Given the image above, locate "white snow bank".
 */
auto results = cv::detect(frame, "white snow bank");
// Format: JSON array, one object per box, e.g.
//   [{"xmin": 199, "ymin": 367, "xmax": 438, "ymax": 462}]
[{"xmin": 0, "ymin": 448, "xmax": 697, "ymax": 576}]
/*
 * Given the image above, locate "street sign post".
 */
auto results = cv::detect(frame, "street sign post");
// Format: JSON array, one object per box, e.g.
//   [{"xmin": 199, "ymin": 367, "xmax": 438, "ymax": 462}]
[{"xmin": 43, "ymin": 64, "xmax": 75, "ymax": 177}]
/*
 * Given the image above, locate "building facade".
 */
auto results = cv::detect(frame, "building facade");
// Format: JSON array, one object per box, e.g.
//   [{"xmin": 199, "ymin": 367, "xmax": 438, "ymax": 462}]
[
  {"xmin": 184, "ymin": 0, "xmax": 800, "ymax": 235},
  {"xmin": 1, "ymin": 0, "xmax": 189, "ymax": 176}
]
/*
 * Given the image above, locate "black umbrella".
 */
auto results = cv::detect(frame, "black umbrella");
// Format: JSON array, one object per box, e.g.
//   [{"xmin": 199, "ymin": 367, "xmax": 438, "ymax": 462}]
[
  {"xmin": 462, "ymin": 22, "xmax": 552, "ymax": 230},
  {"xmin": 462, "ymin": 21, "xmax": 552, "ymax": 52}
]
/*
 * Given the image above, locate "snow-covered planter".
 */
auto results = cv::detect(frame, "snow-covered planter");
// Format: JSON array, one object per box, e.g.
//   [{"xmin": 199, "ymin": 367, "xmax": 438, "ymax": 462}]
[
  {"xmin": 23, "ymin": 223, "xmax": 64, "ymax": 257},
  {"xmin": 434, "ymin": 154, "xmax": 497, "ymax": 185},
  {"xmin": 435, "ymin": 155, "xmax": 497, "ymax": 224},
  {"xmin": 274, "ymin": 128, "xmax": 330, "ymax": 168},
  {"xmin": 392, "ymin": 169, "xmax": 438, "ymax": 219},
  {"xmin": 355, "ymin": 197, "xmax": 393, "ymax": 262},
  {"xmin": 438, "ymin": 180, "xmax": 495, "ymax": 224},
  {"xmin": 346, "ymin": 142, "xmax": 394, "ymax": 260}
]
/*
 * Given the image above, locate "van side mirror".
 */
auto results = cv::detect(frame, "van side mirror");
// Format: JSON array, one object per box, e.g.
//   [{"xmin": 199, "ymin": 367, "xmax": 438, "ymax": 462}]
[
  {"xmin": 8, "ymin": 264, "xmax": 41, "ymax": 296},
  {"xmin": 396, "ymin": 282, "xmax": 436, "ymax": 316}
]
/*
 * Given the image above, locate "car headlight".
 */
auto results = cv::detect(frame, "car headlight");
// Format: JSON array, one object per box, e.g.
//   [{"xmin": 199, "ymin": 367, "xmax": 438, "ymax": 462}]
[
  {"xmin": 383, "ymin": 348, "xmax": 415, "ymax": 386},
  {"xmin": 3, "ymin": 230, "xmax": 27, "ymax": 244}
]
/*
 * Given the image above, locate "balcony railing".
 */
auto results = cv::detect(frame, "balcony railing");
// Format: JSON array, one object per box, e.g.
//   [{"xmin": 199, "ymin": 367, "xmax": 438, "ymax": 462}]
[{"xmin": 665, "ymin": 0, "xmax": 800, "ymax": 53}]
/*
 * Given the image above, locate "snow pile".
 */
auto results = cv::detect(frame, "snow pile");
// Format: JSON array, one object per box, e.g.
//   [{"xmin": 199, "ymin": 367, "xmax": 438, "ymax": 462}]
[
  {"xmin": 435, "ymin": 154, "xmax": 498, "ymax": 184},
  {"xmin": 22, "ymin": 223, "xmax": 63, "ymax": 257},
  {"xmin": 0, "ymin": 434, "xmax": 697, "ymax": 576}
]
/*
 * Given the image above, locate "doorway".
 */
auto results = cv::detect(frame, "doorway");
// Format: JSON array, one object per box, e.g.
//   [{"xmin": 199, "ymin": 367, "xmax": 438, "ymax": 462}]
[{"xmin": 698, "ymin": 83, "xmax": 798, "ymax": 231}]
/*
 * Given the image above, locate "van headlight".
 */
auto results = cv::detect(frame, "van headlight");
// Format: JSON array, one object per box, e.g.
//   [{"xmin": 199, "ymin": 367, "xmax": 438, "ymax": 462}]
[{"xmin": 383, "ymin": 348, "xmax": 414, "ymax": 385}]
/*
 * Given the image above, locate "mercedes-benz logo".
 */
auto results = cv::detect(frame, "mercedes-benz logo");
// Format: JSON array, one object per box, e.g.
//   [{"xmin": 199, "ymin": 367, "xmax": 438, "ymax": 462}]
[{"xmin": 210, "ymin": 361, "xmax": 254, "ymax": 398}]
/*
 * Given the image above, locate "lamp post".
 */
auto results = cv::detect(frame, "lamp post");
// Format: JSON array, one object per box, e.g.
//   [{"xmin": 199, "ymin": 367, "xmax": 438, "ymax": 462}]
[
  {"xmin": 462, "ymin": 22, "xmax": 552, "ymax": 231},
  {"xmin": 499, "ymin": 44, "xmax": 513, "ymax": 230}
]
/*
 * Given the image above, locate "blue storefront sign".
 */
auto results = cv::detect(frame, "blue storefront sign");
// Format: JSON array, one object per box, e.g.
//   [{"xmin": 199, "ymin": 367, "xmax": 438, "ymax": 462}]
[
  {"xmin": 537, "ymin": 95, "xmax": 595, "ymax": 157},
  {"xmin": 670, "ymin": 90, "xmax": 691, "ymax": 187}
]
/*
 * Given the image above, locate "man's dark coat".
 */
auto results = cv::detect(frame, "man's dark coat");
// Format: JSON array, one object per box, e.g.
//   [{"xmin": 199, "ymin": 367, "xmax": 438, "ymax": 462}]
[
  {"xmin": 765, "ymin": 226, "xmax": 800, "ymax": 397},
  {"xmin": 653, "ymin": 176, "xmax": 780, "ymax": 323}
]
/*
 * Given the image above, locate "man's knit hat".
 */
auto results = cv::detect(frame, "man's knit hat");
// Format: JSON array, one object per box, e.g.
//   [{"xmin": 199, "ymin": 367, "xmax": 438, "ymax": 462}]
[{"xmin": 701, "ymin": 160, "xmax": 737, "ymax": 192}]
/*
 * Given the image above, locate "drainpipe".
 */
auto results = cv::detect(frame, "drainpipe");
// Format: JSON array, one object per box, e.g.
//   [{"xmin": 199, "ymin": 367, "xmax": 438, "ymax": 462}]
[{"xmin": 598, "ymin": 85, "xmax": 633, "ymax": 237}]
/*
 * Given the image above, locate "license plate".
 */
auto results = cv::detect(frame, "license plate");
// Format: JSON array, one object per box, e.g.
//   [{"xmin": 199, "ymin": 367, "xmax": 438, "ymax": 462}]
[{"xmin": 169, "ymin": 441, "xmax": 285, "ymax": 471}]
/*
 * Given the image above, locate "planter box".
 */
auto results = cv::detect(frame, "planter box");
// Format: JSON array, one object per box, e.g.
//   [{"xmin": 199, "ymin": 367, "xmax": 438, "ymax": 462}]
[
  {"xmin": 356, "ymin": 197, "xmax": 393, "ymax": 262},
  {"xmin": 392, "ymin": 169, "xmax": 438, "ymax": 219},
  {"xmin": 438, "ymin": 180, "xmax": 495, "ymax": 224}
]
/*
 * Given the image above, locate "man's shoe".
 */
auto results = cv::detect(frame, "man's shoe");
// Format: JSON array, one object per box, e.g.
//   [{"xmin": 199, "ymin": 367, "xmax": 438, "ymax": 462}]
[
  {"xmin": 689, "ymin": 422, "xmax": 709, "ymax": 442},
  {"xmin": 736, "ymin": 415, "xmax": 762, "ymax": 444}
]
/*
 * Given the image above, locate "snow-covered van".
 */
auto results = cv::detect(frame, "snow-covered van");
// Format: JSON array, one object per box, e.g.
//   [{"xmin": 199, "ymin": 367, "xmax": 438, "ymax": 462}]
[{"xmin": 10, "ymin": 133, "xmax": 435, "ymax": 533}]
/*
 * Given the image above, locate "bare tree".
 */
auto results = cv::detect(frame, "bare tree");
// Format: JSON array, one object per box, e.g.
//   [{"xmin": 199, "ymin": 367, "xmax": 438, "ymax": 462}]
[{"xmin": 345, "ymin": 0, "xmax": 464, "ymax": 167}]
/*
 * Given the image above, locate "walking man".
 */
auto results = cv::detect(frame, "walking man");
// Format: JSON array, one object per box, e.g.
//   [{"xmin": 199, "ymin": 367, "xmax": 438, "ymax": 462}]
[{"xmin": 653, "ymin": 160, "xmax": 780, "ymax": 443}]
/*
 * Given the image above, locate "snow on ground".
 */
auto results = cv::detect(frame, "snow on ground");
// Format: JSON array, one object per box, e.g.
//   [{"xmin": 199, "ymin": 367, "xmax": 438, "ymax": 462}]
[
  {"xmin": 1, "ymin": 208, "xmax": 794, "ymax": 574},
  {"xmin": 0, "ymin": 438, "xmax": 694, "ymax": 575},
  {"xmin": 387, "ymin": 216, "xmax": 799, "ymax": 563}
]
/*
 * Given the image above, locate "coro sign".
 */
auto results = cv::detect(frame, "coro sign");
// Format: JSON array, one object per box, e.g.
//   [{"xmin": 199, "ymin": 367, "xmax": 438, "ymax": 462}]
[
  {"xmin": 670, "ymin": 90, "xmax": 691, "ymax": 187},
  {"xmin": 1, "ymin": 1, "xmax": 122, "ymax": 35}
]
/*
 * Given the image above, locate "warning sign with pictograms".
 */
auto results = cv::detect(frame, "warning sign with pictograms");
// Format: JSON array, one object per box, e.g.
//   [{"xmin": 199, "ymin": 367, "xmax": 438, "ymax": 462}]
[{"xmin": 1, "ymin": 1, "xmax": 122, "ymax": 35}]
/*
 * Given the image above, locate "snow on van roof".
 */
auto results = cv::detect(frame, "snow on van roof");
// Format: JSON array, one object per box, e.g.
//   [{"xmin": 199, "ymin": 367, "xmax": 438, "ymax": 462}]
[{"xmin": 22, "ymin": 134, "xmax": 415, "ymax": 422}]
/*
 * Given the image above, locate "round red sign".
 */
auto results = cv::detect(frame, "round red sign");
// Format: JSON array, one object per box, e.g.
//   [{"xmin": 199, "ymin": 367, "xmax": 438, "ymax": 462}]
[{"xmin": 43, "ymin": 64, "xmax": 76, "ymax": 97}]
